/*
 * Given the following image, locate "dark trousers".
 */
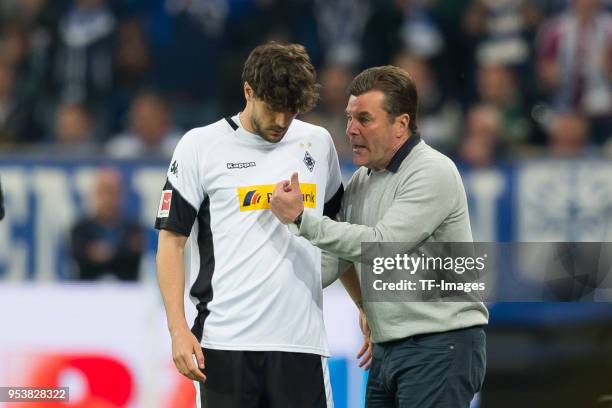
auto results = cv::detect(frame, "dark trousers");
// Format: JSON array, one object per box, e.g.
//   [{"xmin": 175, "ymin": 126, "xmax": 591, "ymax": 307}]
[{"xmin": 366, "ymin": 326, "xmax": 486, "ymax": 408}]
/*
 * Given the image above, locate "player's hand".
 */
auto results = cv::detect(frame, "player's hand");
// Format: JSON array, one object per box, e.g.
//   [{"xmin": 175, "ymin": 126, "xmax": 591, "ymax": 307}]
[
  {"xmin": 356, "ymin": 308, "xmax": 372, "ymax": 370},
  {"xmin": 170, "ymin": 327, "xmax": 206, "ymax": 382},
  {"xmin": 271, "ymin": 172, "xmax": 305, "ymax": 224}
]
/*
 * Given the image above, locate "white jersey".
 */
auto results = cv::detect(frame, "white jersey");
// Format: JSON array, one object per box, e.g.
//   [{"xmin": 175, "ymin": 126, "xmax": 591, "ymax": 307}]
[{"xmin": 155, "ymin": 114, "xmax": 343, "ymax": 356}]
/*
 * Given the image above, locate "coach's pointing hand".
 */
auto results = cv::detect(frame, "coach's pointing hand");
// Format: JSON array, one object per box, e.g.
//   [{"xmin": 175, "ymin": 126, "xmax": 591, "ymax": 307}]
[
  {"xmin": 271, "ymin": 172, "xmax": 304, "ymax": 224},
  {"xmin": 171, "ymin": 327, "xmax": 206, "ymax": 382}
]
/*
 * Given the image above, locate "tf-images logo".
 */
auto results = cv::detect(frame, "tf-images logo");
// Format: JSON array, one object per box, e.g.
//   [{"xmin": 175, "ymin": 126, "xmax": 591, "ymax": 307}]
[{"xmin": 227, "ymin": 161, "xmax": 256, "ymax": 169}]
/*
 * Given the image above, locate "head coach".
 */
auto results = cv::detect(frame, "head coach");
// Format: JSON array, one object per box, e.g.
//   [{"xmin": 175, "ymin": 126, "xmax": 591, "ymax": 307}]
[{"xmin": 271, "ymin": 65, "xmax": 489, "ymax": 408}]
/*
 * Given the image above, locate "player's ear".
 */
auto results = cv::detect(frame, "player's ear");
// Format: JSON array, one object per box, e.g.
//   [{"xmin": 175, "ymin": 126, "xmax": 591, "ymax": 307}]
[{"xmin": 244, "ymin": 82, "xmax": 254, "ymax": 101}]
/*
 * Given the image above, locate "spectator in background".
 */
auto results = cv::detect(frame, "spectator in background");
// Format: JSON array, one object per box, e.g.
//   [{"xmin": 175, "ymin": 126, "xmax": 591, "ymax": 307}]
[
  {"xmin": 397, "ymin": 0, "xmax": 445, "ymax": 57},
  {"xmin": 462, "ymin": 0, "xmax": 542, "ymax": 114},
  {"xmin": 393, "ymin": 51, "xmax": 462, "ymax": 154},
  {"xmin": 54, "ymin": 0, "xmax": 116, "ymax": 140},
  {"xmin": 0, "ymin": 4, "xmax": 57, "ymax": 144},
  {"xmin": 114, "ymin": 18, "xmax": 151, "ymax": 95},
  {"xmin": 106, "ymin": 91, "xmax": 181, "ymax": 159},
  {"xmin": 155, "ymin": 0, "xmax": 227, "ymax": 101},
  {"xmin": 112, "ymin": 18, "xmax": 151, "ymax": 131},
  {"xmin": 464, "ymin": 0, "xmax": 541, "ymax": 67},
  {"xmin": 476, "ymin": 61, "xmax": 532, "ymax": 147},
  {"xmin": 313, "ymin": 0, "xmax": 371, "ymax": 66},
  {"xmin": 359, "ymin": 0, "xmax": 403, "ymax": 69},
  {"xmin": 547, "ymin": 112, "xmax": 592, "ymax": 157},
  {"xmin": 457, "ymin": 103, "xmax": 504, "ymax": 167},
  {"xmin": 537, "ymin": 0, "xmax": 612, "ymax": 143},
  {"xmin": 0, "ymin": 17, "xmax": 52, "ymax": 84},
  {"xmin": 0, "ymin": 61, "xmax": 40, "ymax": 144},
  {"xmin": 303, "ymin": 63, "xmax": 353, "ymax": 159},
  {"xmin": 52, "ymin": 102, "xmax": 96, "ymax": 153},
  {"xmin": 70, "ymin": 167, "xmax": 144, "ymax": 281},
  {"xmin": 0, "ymin": 62, "xmax": 19, "ymax": 143},
  {"xmin": 360, "ymin": 0, "xmax": 444, "ymax": 70},
  {"xmin": 55, "ymin": 0, "xmax": 115, "ymax": 103}
]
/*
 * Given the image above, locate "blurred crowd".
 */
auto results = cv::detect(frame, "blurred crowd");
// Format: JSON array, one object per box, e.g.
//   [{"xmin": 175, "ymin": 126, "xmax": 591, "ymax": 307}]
[{"xmin": 0, "ymin": 0, "xmax": 610, "ymax": 166}]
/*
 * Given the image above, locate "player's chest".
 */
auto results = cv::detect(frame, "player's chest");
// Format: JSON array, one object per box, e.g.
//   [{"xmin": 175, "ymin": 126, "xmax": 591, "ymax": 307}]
[{"xmin": 202, "ymin": 142, "xmax": 328, "ymax": 201}]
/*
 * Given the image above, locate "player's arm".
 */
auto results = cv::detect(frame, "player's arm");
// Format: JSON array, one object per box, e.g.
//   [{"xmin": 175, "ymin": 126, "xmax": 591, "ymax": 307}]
[
  {"xmin": 155, "ymin": 129, "xmax": 207, "ymax": 382},
  {"xmin": 157, "ymin": 229, "xmax": 206, "ymax": 382}
]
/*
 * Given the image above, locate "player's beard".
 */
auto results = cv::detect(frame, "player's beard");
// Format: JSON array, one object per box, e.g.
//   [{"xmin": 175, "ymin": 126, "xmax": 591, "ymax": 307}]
[{"xmin": 251, "ymin": 114, "xmax": 287, "ymax": 143}]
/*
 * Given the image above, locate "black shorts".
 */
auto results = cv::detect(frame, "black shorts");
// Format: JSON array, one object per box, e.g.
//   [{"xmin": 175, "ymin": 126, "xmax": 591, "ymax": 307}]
[{"xmin": 195, "ymin": 348, "xmax": 334, "ymax": 408}]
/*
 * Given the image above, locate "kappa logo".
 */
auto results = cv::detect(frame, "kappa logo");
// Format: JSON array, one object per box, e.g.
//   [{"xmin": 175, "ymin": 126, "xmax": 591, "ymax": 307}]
[
  {"xmin": 237, "ymin": 184, "xmax": 317, "ymax": 212},
  {"xmin": 227, "ymin": 162, "xmax": 256, "ymax": 170}
]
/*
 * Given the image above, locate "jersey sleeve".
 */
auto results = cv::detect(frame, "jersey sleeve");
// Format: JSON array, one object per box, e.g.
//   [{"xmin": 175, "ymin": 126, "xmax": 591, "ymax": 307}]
[
  {"xmin": 154, "ymin": 131, "xmax": 205, "ymax": 236},
  {"xmin": 323, "ymin": 130, "xmax": 344, "ymax": 219}
]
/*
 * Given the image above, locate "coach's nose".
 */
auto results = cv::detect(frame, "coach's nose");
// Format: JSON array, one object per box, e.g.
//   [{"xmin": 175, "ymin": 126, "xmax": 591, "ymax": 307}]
[{"xmin": 346, "ymin": 117, "xmax": 360, "ymax": 138}]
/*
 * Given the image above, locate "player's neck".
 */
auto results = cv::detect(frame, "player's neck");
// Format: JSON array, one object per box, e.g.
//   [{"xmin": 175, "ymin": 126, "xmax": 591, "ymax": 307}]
[{"xmin": 239, "ymin": 108, "xmax": 257, "ymax": 134}]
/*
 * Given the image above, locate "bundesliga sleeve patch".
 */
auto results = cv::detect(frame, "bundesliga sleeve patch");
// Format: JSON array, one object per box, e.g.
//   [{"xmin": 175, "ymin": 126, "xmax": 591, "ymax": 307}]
[{"xmin": 157, "ymin": 190, "xmax": 172, "ymax": 218}]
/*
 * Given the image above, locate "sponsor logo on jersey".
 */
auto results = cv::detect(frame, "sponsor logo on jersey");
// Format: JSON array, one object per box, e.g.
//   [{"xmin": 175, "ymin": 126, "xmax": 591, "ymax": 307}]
[
  {"xmin": 242, "ymin": 190, "xmax": 262, "ymax": 206},
  {"xmin": 227, "ymin": 162, "xmax": 257, "ymax": 169},
  {"xmin": 157, "ymin": 190, "xmax": 172, "ymax": 217},
  {"xmin": 237, "ymin": 184, "xmax": 317, "ymax": 212}
]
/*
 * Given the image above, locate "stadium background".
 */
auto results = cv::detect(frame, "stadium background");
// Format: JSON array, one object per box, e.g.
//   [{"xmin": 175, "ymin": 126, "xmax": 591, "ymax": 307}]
[{"xmin": 0, "ymin": 0, "xmax": 611, "ymax": 407}]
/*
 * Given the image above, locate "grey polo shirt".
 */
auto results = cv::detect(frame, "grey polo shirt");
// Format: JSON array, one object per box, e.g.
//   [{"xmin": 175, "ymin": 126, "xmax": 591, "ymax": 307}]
[{"xmin": 294, "ymin": 134, "xmax": 489, "ymax": 343}]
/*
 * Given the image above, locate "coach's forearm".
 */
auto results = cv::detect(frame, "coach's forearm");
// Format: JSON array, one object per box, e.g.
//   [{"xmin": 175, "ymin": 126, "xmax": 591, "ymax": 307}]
[{"xmin": 156, "ymin": 230, "xmax": 190, "ymax": 335}]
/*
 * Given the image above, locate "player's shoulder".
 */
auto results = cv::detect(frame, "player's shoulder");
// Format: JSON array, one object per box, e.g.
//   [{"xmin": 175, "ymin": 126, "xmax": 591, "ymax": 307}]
[
  {"xmin": 179, "ymin": 118, "xmax": 234, "ymax": 146},
  {"xmin": 170, "ymin": 119, "xmax": 234, "ymax": 168},
  {"xmin": 289, "ymin": 118, "xmax": 334, "ymax": 145}
]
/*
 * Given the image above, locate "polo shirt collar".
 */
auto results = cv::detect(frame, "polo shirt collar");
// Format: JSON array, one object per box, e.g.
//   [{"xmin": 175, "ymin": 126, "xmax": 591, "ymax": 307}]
[{"xmin": 368, "ymin": 132, "xmax": 421, "ymax": 175}]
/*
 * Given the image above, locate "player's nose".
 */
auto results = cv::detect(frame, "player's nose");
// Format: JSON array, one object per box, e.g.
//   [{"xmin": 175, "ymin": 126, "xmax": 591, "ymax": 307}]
[{"xmin": 274, "ymin": 112, "xmax": 293, "ymax": 129}]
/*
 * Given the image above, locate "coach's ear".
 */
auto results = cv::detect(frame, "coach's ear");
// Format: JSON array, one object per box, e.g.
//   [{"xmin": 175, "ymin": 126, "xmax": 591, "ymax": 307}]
[{"xmin": 396, "ymin": 113, "xmax": 410, "ymax": 138}]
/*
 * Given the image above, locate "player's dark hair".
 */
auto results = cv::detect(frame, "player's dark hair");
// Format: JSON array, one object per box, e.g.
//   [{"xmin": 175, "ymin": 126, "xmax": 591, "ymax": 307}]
[
  {"xmin": 349, "ymin": 65, "xmax": 419, "ymax": 133},
  {"xmin": 242, "ymin": 42, "xmax": 319, "ymax": 114}
]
